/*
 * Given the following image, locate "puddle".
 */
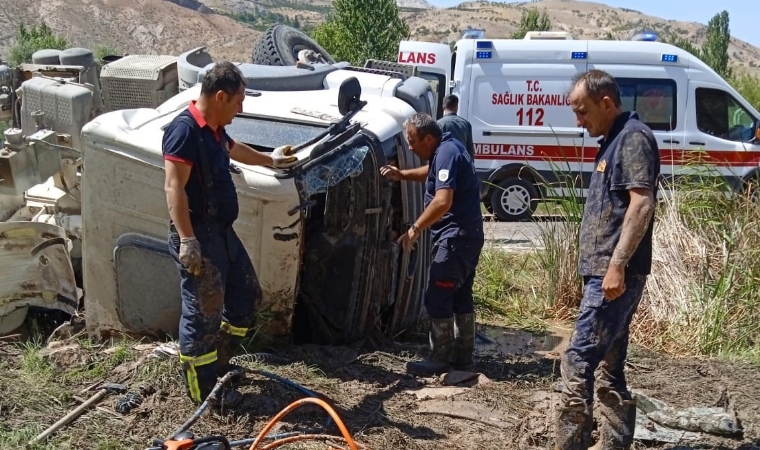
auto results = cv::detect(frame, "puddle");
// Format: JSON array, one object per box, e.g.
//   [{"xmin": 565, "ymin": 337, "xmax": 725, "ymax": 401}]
[{"xmin": 475, "ymin": 324, "xmax": 571, "ymax": 359}]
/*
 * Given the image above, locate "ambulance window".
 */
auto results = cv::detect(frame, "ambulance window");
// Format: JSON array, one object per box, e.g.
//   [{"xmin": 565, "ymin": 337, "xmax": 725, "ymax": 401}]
[
  {"xmin": 695, "ymin": 88, "xmax": 757, "ymax": 143},
  {"xmin": 616, "ymin": 78, "xmax": 677, "ymax": 131}
]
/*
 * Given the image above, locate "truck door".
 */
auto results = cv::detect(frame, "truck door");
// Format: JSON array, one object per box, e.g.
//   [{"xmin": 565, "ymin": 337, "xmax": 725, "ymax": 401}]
[
  {"xmin": 585, "ymin": 63, "xmax": 685, "ymax": 191},
  {"xmin": 685, "ymin": 80, "xmax": 760, "ymax": 190},
  {"xmin": 466, "ymin": 45, "xmax": 588, "ymax": 221}
]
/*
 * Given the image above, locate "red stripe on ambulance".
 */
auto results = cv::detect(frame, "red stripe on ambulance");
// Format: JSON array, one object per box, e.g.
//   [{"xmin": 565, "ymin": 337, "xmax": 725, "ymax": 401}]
[{"xmin": 474, "ymin": 143, "xmax": 760, "ymax": 167}]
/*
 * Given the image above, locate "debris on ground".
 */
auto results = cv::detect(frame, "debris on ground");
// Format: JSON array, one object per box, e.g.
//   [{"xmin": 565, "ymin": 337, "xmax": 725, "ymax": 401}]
[
  {"xmin": 441, "ymin": 370, "xmax": 492, "ymax": 387},
  {"xmin": 417, "ymin": 400, "xmax": 518, "ymax": 430},
  {"xmin": 633, "ymin": 389, "xmax": 743, "ymax": 438},
  {"xmin": 2, "ymin": 324, "xmax": 759, "ymax": 449}
]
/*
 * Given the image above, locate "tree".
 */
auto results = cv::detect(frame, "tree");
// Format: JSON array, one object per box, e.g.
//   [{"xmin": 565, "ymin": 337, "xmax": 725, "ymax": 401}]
[
  {"xmin": 8, "ymin": 21, "xmax": 67, "ymax": 66},
  {"xmin": 668, "ymin": 10, "xmax": 731, "ymax": 79},
  {"xmin": 730, "ymin": 72, "xmax": 760, "ymax": 112},
  {"xmin": 511, "ymin": 7, "xmax": 551, "ymax": 39},
  {"xmin": 312, "ymin": 0, "xmax": 410, "ymax": 66},
  {"xmin": 701, "ymin": 11, "xmax": 731, "ymax": 79}
]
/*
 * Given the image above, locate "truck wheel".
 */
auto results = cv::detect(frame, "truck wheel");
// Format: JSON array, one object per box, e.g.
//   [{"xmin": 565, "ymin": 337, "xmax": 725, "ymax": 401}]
[
  {"xmin": 490, "ymin": 177, "xmax": 539, "ymax": 222},
  {"xmin": 253, "ymin": 24, "xmax": 335, "ymax": 66}
]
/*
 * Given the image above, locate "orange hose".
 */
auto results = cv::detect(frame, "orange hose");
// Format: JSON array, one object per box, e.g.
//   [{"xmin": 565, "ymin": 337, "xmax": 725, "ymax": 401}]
[
  {"xmin": 256, "ymin": 434, "xmax": 366, "ymax": 450},
  {"xmin": 248, "ymin": 397, "xmax": 359, "ymax": 450}
]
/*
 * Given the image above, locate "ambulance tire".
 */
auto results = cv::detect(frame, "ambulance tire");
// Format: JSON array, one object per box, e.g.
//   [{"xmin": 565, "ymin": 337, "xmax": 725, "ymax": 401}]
[
  {"xmin": 490, "ymin": 177, "xmax": 539, "ymax": 222},
  {"xmin": 253, "ymin": 24, "xmax": 335, "ymax": 66}
]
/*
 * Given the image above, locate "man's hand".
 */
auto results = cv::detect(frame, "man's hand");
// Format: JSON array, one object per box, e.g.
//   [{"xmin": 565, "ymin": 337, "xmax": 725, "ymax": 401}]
[
  {"xmin": 397, "ymin": 226, "xmax": 420, "ymax": 252},
  {"xmin": 271, "ymin": 145, "xmax": 298, "ymax": 168},
  {"xmin": 602, "ymin": 265, "xmax": 626, "ymax": 301},
  {"xmin": 380, "ymin": 165, "xmax": 404, "ymax": 181},
  {"xmin": 179, "ymin": 237, "xmax": 202, "ymax": 276}
]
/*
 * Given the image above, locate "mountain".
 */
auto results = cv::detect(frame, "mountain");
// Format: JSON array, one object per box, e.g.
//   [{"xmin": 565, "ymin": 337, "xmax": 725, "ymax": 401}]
[{"xmin": 0, "ymin": 0, "xmax": 757, "ymax": 78}]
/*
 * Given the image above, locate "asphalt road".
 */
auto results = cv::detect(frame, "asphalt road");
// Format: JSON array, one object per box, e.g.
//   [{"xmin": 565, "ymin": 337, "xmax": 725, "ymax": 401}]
[{"xmin": 482, "ymin": 217, "xmax": 555, "ymax": 251}]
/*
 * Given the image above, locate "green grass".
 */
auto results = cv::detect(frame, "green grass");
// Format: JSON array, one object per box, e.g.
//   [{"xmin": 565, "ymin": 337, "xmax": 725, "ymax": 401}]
[
  {"xmin": 475, "ymin": 153, "xmax": 760, "ymax": 363},
  {"xmin": 473, "ymin": 247, "xmax": 547, "ymax": 331}
]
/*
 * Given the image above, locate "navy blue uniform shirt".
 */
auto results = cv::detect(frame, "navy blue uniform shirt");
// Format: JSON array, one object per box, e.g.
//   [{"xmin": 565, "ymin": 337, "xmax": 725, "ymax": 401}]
[
  {"xmin": 162, "ymin": 101, "xmax": 239, "ymax": 227},
  {"xmin": 578, "ymin": 111, "xmax": 660, "ymax": 277},
  {"xmin": 426, "ymin": 132, "xmax": 484, "ymax": 243}
]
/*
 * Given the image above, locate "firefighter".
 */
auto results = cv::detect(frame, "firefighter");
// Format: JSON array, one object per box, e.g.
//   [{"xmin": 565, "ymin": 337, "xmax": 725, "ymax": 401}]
[
  {"xmin": 162, "ymin": 62, "xmax": 296, "ymax": 407},
  {"xmin": 380, "ymin": 112, "xmax": 484, "ymax": 376},
  {"xmin": 555, "ymin": 70, "xmax": 660, "ymax": 450}
]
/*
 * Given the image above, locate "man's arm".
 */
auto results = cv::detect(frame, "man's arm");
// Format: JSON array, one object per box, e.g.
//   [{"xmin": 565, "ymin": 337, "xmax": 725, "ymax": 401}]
[
  {"xmin": 415, "ymin": 188, "xmax": 453, "ymax": 230},
  {"xmin": 379, "ymin": 164, "xmax": 428, "ymax": 182},
  {"xmin": 164, "ymin": 160, "xmax": 194, "ymax": 239},
  {"xmin": 398, "ymin": 187, "xmax": 452, "ymax": 251},
  {"xmin": 229, "ymin": 141, "xmax": 274, "ymax": 166},
  {"xmin": 609, "ymin": 188, "xmax": 655, "ymax": 269}
]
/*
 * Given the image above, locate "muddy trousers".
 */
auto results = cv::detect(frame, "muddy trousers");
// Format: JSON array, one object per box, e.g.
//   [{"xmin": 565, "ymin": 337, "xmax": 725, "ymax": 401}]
[
  {"xmin": 556, "ymin": 274, "xmax": 646, "ymax": 450},
  {"xmin": 409, "ymin": 236, "xmax": 483, "ymax": 374},
  {"xmin": 424, "ymin": 237, "xmax": 484, "ymax": 320},
  {"xmin": 168, "ymin": 222, "xmax": 262, "ymax": 404}
]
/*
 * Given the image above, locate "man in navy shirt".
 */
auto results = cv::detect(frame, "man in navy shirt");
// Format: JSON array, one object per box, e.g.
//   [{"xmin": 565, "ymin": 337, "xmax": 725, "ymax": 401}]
[
  {"xmin": 163, "ymin": 62, "xmax": 296, "ymax": 408},
  {"xmin": 380, "ymin": 112, "xmax": 484, "ymax": 376},
  {"xmin": 555, "ymin": 70, "xmax": 659, "ymax": 450}
]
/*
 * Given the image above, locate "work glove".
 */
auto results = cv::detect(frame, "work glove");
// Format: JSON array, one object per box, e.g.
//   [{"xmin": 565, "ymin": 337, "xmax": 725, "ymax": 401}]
[
  {"xmin": 271, "ymin": 145, "xmax": 298, "ymax": 168},
  {"xmin": 179, "ymin": 237, "xmax": 202, "ymax": 276}
]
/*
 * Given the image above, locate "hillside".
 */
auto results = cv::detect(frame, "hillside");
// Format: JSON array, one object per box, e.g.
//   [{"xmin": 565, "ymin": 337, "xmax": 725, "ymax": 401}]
[{"xmin": 0, "ymin": 0, "xmax": 757, "ymax": 78}]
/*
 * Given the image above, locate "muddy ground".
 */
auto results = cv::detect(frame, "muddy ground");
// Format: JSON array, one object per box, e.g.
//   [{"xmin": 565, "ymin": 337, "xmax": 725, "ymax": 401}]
[{"xmin": 1, "ymin": 320, "xmax": 759, "ymax": 450}]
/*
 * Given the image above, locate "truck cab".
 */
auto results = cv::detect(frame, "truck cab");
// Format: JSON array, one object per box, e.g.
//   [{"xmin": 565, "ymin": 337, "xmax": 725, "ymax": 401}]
[{"xmin": 0, "ymin": 47, "xmax": 437, "ymax": 346}]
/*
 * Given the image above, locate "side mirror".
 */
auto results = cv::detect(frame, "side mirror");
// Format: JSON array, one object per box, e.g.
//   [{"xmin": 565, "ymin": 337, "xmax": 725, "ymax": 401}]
[
  {"xmin": 338, "ymin": 77, "xmax": 362, "ymax": 116},
  {"xmin": 756, "ymin": 126, "xmax": 760, "ymax": 142}
]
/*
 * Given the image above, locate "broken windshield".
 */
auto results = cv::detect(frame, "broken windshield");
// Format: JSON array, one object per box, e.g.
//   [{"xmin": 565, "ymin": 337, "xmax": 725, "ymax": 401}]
[
  {"xmin": 298, "ymin": 137, "xmax": 370, "ymax": 199},
  {"xmin": 226, "ymin": 116, "xmax": 327, "ymax": 150}
]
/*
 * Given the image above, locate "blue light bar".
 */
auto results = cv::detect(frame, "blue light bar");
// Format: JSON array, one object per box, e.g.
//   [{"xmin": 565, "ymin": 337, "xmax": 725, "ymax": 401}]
[
  {"xmin": 476, "ymin": 41, "xmax": 493, "ymax": 49},
  {"xmin": 661, "ymin": 54, "xmax": 678, "ymax": 62},
  {"xmin": 476, "ymin": 51, "xmax": 492, "ymax": 59},
  {"xmin": 571, "ymin": 52, "xmax": 587, "ymax": 59}
]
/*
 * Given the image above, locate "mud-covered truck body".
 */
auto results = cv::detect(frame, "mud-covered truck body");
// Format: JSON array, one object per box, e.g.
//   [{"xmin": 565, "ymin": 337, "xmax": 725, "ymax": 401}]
[{"xmin": 0, "ymin": 44, "xmax": 435, "ymax": 345}]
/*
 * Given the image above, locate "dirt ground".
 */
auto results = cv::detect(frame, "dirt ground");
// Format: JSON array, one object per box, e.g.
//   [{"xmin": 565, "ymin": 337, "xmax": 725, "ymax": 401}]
[{"xmin": 1, "ymin": 320, "xmax": 760, "ymax": 450}]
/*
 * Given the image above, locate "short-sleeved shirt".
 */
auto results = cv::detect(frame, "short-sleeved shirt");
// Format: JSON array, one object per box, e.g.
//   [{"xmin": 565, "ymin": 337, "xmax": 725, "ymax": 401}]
[
  {"xmin": 578, "ymin": 111, "xmax": 661, "ymax": 277},
  {"xmin": 426, "ymin": 132, "xmax": 484, "ymax": 243},
  {"xmin": 437, "ymin": 113, "xmax": 475, "ymax": 159},
  {"xmin": 162, "ymin": 101, "xmax": 239, "ymax": 227}
]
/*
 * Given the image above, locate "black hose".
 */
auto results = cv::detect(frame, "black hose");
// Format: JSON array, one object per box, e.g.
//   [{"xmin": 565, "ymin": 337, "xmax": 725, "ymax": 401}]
[{"xmin": 165, "ymin": 368, "xmax": 245, "ymax": 441}]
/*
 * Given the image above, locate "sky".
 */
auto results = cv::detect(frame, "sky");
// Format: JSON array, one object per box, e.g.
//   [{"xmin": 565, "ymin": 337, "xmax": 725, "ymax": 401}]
[{"xmin": 425, "ymin": 0, "xmax": 756, "ymax": 48}]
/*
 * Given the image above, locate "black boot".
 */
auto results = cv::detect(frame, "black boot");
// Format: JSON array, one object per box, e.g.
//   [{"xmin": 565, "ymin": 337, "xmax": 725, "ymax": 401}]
[
  {"xmin": 590, "ymin": 388, "xmax": 637, "ymax": 450},
  {"xmin": 450, "ymin": 313, "xmax": 476, "ymax": 370},
  {"xmin": 406, "ymin": 318, "xmax": 454, "ymax": 376},
  {"xmin": 216, "ymin": 330, "xmax": 245, "ymax": 381},
  {"xmin": 555, "ymin": 398, "xmax": 593, "ymax": 450}
]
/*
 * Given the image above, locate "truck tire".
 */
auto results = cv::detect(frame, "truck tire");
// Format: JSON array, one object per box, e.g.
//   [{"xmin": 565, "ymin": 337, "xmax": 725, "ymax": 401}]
[
  {"xmin": 253, "ymin": 24, "xmax": 335, "ymax": 66},
  {"xmin": 490, "ymin": 176, "xmax": 539, "ymax": 222}
]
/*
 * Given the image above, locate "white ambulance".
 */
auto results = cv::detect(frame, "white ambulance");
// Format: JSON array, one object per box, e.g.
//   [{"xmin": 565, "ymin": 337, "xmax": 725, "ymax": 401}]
[{"xmin": 398, "ymin": 37, "xmax": 760, "ymax": 221}]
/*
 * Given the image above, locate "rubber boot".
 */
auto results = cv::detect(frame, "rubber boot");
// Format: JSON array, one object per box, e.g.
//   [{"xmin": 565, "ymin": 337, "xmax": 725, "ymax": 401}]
[
  {"xmin": 216, "ymin": 330, "xmax": 245, "ymax": 382},
  {"xmin": 450, "ymin": 313, "xmax": 476, "ymax": 370},
  {"xmin": 555, "ymin": 398, "xmax": 593, "ymax": 450},
  {"xmin": 406, "ymin": 317, "xmax": 454, "ymax": 376},
  {"xmin": 590, "ymin": 388, "xmax": 637, "ymax": 450}
]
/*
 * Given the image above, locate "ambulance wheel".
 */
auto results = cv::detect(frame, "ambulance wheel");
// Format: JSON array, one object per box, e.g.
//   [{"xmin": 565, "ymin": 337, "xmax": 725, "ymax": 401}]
[
  {"xmin": 490, "ymin": 177, "xmax": 539, "ymax": 222},
  {"xmin": 253, "ymin": 24, "xmax": 335, "ymax": 66}
]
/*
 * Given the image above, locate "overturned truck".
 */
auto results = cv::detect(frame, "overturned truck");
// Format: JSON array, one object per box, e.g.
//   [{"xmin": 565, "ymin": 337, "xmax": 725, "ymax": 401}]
[{"xmin": 0, "ymin": 29, "xmax": 435, "ymax": 345}]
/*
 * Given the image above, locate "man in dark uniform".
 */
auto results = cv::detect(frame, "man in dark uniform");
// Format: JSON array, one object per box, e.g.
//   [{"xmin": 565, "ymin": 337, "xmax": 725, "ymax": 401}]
[
  {"xmin": 379, "ymin": 112, "xmax": 484, "ymax": 376},
  {"xmin": 162, "ymin": 62, "xmax": 296, "ymax": 407},
  {"xmin": 437, "ymin": 94, "xmax": 475, "ymax": 159},
  {"xmin": 555, "ymin": 70, "xmax": 660, "ymax": 450}
]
